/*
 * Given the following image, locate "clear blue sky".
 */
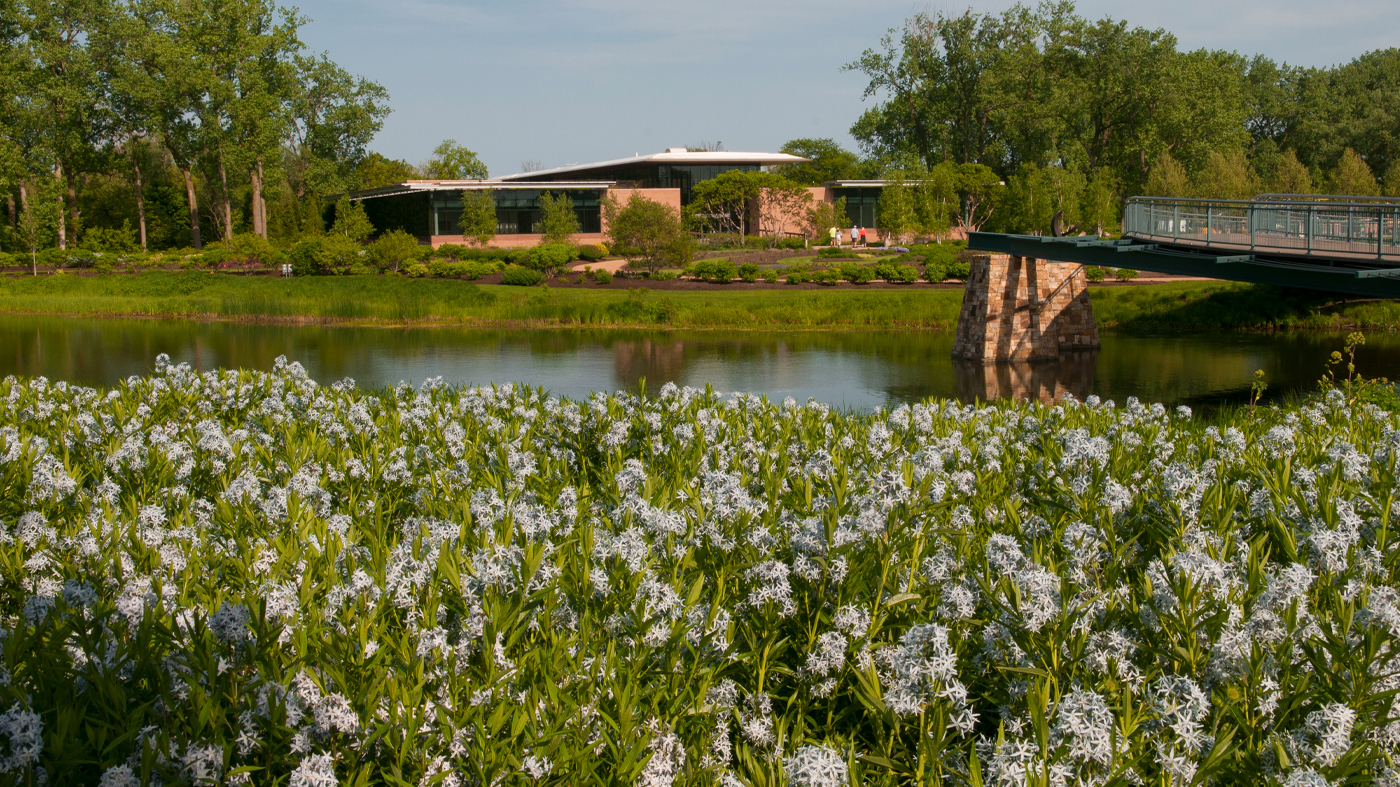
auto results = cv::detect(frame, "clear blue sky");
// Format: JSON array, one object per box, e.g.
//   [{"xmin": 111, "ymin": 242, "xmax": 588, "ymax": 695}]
[{"xmin": 292, "ymin": 0, "xmax": 1400, "ymax": 178}]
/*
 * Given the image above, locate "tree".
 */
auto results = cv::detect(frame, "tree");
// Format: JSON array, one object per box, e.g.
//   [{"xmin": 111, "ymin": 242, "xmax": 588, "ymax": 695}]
[
  {"xmin": 602, "ymin": 192, "xmax": 689, "ymax": 272},
  {"xmin": 946, "ymin": 162, "xmax": 1003, "ymax": 231},
  {"xmin": 329, "ymin": 196, "xmax": 372, "ymax": 241},
  {"xmin": 688, "ymin": 170, "xmax": 763, "ymax": 236},
  {"xmin": 1192, "ymin": 150, "xmax": 1257, "ymax": 200},
  {"xmin": 1385, "ymin": 161, "xmax": 1400, "ymax": 198},
  {"xmin": 877, "ymin": 171, "xmax": 916, "ymax": 244},
  {"xmin": 1080, "ymin": 167, "xmax": 1119, "ymax": 236},
  {"xmin": 459, "ymin": 189, "xmax": 496, "ymax": 246},
  {"xmin": 754, "ymin": 174, "xmax": 813, "ymax": 244},
  {"xmin": 775, "ymin": 138, "xmax": 858, "ymax": 185},
  {"xmin": 1330, "ymin": 148, "xmax": 1379, "ymax": 196},
  {"xmin": 1144, "ymin": 152, "xmax": 1190, "ymax": 197},
  {"xmin": 537, "ymin": 191, "xmax": 578, "ymax": 245},
  {"xmin": 287, "ymin": 52, "xmax": 389, "ymax": 197},
  {"xmin": 804, "ymin": 196, "xmax": 846, "ymax": 242},
  {"xmin": 421, "ymin": 139, "xmax": 487, "ymax": 180},
  {"xmin": 1270, "ymin": 149, "xmax": 1313, "ymax": 194},
  {"xmin": 356, "ymin": 153, "xmax": 415, "ymax": 190},
  {"xmin": 14, "ymin": 177, "xmax": 58, "ymax": 274},
  {"xmin": 21, "ymin": 0, "xmax": 105, "ymax": 249}
]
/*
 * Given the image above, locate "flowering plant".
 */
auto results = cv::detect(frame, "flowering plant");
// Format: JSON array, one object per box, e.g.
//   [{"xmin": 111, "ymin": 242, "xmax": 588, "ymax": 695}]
[{"xmin": 0, "ymin": 358, "xmax": 1397, "ymax": 786}]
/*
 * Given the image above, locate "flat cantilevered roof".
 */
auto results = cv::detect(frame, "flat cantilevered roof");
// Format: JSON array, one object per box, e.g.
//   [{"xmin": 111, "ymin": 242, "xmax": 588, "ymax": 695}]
[
  {"xmin": 497, "ymin": 149, "xmax": 808, "ymax": 181},
  {"xmin": 349, "ymin": 180, "xmax": 617, "ymax": 200}
]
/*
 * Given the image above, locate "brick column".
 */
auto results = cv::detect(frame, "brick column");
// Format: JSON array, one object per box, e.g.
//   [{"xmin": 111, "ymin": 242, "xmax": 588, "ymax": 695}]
[{"xmin": 951, "ymin": 253, "xmax": 1099, "ymax": 362}]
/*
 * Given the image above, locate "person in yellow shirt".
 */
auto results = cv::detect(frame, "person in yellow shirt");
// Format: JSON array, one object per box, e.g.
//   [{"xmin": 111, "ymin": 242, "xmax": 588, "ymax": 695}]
[{"xmin": 829, "ymin": 226, "xmax": 840, "ymax": 247}]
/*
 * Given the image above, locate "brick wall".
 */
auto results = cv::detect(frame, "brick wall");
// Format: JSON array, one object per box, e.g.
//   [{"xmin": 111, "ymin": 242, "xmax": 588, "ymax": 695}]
[{"xmin": 952, "ymin": 253, "xmax": 1099, "ymax": 362}]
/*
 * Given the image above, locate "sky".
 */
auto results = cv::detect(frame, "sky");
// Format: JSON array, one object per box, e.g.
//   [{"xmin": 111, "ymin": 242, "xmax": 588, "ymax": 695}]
[{"xmin": 291, "ymin": 0, "xmax": 1400, "ymax": 178}]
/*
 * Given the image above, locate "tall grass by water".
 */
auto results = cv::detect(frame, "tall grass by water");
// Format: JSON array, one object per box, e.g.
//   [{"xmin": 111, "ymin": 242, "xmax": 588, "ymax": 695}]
[{"xmin": 1, "ymin": 272, "xmax": 1398, "ymax": 332}]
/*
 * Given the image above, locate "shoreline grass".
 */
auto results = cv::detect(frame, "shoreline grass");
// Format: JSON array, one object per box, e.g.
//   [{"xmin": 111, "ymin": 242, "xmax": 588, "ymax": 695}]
[{"xmin": 0, "ymin": 271, "xmax": 1397, "ymax": 333}]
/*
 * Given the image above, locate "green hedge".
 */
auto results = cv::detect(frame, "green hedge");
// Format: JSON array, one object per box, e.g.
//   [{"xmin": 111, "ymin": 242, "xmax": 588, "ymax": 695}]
[{"xmin": 427, "ymin": 260, "xmax": 502, "ymax": 280}]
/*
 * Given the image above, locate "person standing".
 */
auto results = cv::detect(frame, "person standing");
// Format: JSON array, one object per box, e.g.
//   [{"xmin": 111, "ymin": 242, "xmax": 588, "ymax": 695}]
[
  {"xmin": 850, "ymin": 225, "xmax": 859, "ymax": 247},
  {"xmin": 830, "ymin": 226, "xmax": 839, "ymax": 247},
  {"xmin": 859, "ymin": 227, "xmax": 867, "ymax": 247}
]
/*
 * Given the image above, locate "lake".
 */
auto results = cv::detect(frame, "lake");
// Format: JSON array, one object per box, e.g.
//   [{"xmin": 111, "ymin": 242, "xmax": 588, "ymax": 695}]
[{"xmin": 3, "ymin": 315, "xmax": 1397, "ymax": 410}]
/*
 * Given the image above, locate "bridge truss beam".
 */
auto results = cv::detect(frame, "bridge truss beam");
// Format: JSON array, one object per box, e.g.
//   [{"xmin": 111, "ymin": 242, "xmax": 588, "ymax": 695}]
[{"xmin": 965, "ymin": 233, "xmax": 1400, "ymax": 299}]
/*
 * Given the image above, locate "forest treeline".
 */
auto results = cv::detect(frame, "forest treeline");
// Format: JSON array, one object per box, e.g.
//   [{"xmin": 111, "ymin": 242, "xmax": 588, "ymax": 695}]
[
  {"xmin": 0, "ymin": 0, "xmax": 482, "ymax": 255},
  {"xmin": 5, "ymin": 0, "xmax": 1400, "ymax": 256},
  {"xmin": 781, "ymin": 2, "xmax": 1400, "ymax": 237}
]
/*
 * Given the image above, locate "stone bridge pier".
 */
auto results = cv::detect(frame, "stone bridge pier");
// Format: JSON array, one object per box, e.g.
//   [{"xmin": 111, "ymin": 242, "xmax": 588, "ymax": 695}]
[{"xmin": 952, "ymin": 254, "xmax": 1099, "ymax": 362}]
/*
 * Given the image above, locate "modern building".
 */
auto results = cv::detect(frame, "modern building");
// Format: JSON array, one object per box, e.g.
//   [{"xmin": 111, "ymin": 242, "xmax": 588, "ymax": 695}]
[{"xmin": 346, "ymin": 148, "xmax": 896, "ymax": 248}]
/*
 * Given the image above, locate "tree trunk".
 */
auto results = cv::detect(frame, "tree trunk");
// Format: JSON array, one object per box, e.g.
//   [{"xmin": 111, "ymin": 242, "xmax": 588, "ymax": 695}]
[
  {"xmin": 217, "ymin": 153, "xmax": 233, "ymax": 241},
  {"xmin": 66, "ymin": 165, "xmax": 79, "ymax": 247},
  {"xmin": 182, "ymin": 168, "xmax": 202, "ymax": 250},
  {"xmin": 5, "ymin": 193, "xmax": 13, "ymax": 228},
  {"xmin": 250, "ymin": 159, "xmax": 265, "ymax": 239},
  {"xmin": 130, "ymin": 135, "xmax": 148, "ymax": 251},
  {"xmin": 258, "ymin": 160, "xmax": 268, "ymax": 239},
  {"xmin": 55, "ymin": 164, "xmax": 65, "ymax": 249}
]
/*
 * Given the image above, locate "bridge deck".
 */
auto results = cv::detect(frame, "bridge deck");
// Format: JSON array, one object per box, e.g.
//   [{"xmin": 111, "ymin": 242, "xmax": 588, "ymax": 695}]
[{"xmin": 1129, "ymin": 230, "xmax": 1400, "ymax": 265}]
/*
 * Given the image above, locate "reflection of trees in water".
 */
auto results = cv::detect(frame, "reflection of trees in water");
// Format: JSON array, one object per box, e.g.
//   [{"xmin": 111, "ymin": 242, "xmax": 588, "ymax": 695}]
[
  {"xmin": 954, "ymin": 352, "xmax": 1097, "ymax": 405},
  {"xmin": 612, "ymin": 339, "xmax": 689, "ymax": 390},
  {"xmin": 7, "ymin": 317, "xmax": 1400, "ymax": 407}
]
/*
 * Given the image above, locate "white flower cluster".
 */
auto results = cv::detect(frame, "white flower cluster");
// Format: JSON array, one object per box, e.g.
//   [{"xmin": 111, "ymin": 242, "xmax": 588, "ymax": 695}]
[{"xmin": 0, "ymin": 361, "xmax": 1395, "ymax": 785}]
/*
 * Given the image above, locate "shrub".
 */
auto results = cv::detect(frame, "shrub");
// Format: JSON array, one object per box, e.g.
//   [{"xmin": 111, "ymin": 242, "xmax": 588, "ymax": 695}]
[
  {"xmin": 577, "ymin": 243, "xmax": 608, "ymax": 262},
  {"xmin": 501, "ymin": 264, "xmax": 545, "ymax": 286},
  {"xmin": 709, "ymin": 260, "xmax": 736, "ymax": 283},
  {"xmin": 738, "ymin": 262, "xmax": 760, "ymax": 282},
  {"xmin": 922, "ymin": 262, "xmax": 948, "ymax": 282},
  {"xmin": 840, "ymin": 263, "xmax": 877, "ymax": 284},
  {"xmin": 402, "ymin": 261, "xmax": 429, "ymax": 278},
  {"xmin": 818, "ymin": 246, "xmax": 855, "ymax": 259},
  {"xmin": 590, "ymin": 269, "xmax": 613, "ymax": 284},
  {"xmin": 371, "ymin": 230, "xmax": 426, "ymax": 272},
  {"xmin": 1114, "ymin": 267, "xmax": 1140, "ymax": 281},
  {"xmin": 947, "ymin": 260, "xmax": 971, "ymax": 280},
  {"xmin": 650, "ymin": 270, "xmax": 679, "ymax": 281},
  {"xmin": 775, "ymin": 237, "xmax": 806, "ymax": 250},
  {"xmin": 811, "ymin": 268, "xmax": 842, "ymax": 285},
  {"xmin": 434, "ymin": 245, "xmax": 515, "ymax": 263},
  {"xmin": 223, "ymin": 233, "xmax": 282, "ymax": 265},
  {"xmin": 761, "ymin": 269, "xmax": 779, "ymax": 283},
  {"xmin": 784, "ymin": 268, "xmax": 811, "ymax": 284},
  {"xmin": 1084, "ymin": 265, "xmax": 1107, "ymax": 283},
  {"xmin": 604, "ymin": 193, "xmax": 690, "ymax": 272},
  {"xmin": 0, "ymin": 251, "xmax": 15, "ymax": 268},
  {"xmin": 527, "ymin": 243, "xmax": 578, "ymax": 274},
  {"xmin": 80, "ymin": 222, "xmax": 140, "ymax": 254},
  {"xmin": 876, "ymin": 262, "xmax": 919, "ymax": 283},
  {"xmin": 287, "ymin": 236, "xmax": 363, "ymax": 276},
  {"xmin": 427, "ymin": 260, "xmax": 499, "ymax": 280}
]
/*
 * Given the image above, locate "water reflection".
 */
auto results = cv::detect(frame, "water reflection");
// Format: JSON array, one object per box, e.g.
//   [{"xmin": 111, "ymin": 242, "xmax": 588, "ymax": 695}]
[
  {"xmin": 2, "ymin": 316, "xmax": 1398, "ymax": 410},
  {"xmin": 953, "ymin": 352, "xmax": 1097, "ymax": 405}
]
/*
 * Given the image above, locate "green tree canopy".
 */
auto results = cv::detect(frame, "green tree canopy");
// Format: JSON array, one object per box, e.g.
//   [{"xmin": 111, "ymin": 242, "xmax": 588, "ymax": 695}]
[
  {"xmin": 421, "ymin": 139, "xmax": 488, "ymax": 180},
  {"xmin": 776, "ymin": 138, "xmax": 859, "ymax": 185}
]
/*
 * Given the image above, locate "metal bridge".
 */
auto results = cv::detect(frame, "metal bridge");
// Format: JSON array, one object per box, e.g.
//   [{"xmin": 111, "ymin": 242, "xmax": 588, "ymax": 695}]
[{"xmin": 967, "ymin": 194, "xmax": 1400, "ymax": 299}]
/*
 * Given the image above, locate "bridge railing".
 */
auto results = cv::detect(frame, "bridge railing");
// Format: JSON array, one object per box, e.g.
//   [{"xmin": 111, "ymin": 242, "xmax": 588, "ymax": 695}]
[{"xmin": 1124, "ymin": 196, "xmax": 1400, "ymax": 261}]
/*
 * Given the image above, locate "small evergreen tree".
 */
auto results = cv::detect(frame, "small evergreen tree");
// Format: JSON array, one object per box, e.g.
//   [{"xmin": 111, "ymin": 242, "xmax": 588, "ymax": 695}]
[
  {"xmin": 1270, "ymin": 149, "xmax": 1314, "ymax": 195},
  {"xmin": 1331, "ymin": 148, "xmax": 1379, "ymax": 196},
  {"xmin": 1145, "ymin": 153, "xmax": 1190, "ymax": 197},
  {"xmin": 330, "ymin": 197, "xmax": 374, "ymax": 241}
]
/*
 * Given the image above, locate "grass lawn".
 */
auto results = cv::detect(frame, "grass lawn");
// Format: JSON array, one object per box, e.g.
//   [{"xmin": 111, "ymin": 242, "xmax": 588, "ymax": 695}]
[{"xmin": 0, "ymin": 271, "xmax": 1397, "ymax": 332}]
